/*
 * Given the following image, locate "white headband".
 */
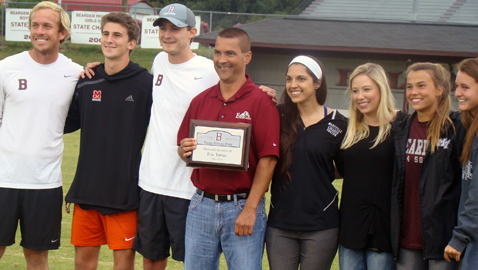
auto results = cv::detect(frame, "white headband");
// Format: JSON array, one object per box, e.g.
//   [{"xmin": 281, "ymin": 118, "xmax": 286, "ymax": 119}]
[{"xmin": 289, "ymin": 56, "xmax": 322, "ymax": 80}]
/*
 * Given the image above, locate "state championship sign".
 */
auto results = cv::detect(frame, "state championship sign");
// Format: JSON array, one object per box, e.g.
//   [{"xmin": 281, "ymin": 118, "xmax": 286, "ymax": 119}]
[
  {"xmin": 5, "ymin": 9, "xmax": 31, "ymax": 42},
  {"xmin": 71, "ymin": 11, "xmax": 108, "ymax": 45},
  {"xmin": 4, "ymin": 9, "xmax": 203, "ymax": 49}
]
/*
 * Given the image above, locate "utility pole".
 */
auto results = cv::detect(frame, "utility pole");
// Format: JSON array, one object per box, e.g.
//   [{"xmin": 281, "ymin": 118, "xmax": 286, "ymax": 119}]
[{"xmin": 122, "ymin": 0, "xmax": 128, "ymax": 12}]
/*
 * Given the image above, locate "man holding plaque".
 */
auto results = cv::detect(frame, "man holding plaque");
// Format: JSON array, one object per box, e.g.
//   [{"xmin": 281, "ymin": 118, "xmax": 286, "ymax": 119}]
[{"xmin": 178, "ymin": 28, "xmax": 280, "ymax": 269}]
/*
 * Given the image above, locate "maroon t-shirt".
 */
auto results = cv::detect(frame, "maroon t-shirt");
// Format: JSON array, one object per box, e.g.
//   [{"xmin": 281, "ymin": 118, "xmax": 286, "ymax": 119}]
[{"xmin": 401, "ymin": 115, "xmax": 428, "ymax": 249}]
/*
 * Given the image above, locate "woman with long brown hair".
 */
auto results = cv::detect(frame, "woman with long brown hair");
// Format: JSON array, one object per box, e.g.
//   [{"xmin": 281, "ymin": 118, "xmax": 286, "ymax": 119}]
[
  {"xmin": 391, "ymin": 63, "xmax": 465, "ymax": 270},
  {"xmin": 445, "ymin": 57, "xmax": 478, "ymax": 269},
  {"xmin": 265, "ymin": 55, "xmax": 346, "ymax": 270}
]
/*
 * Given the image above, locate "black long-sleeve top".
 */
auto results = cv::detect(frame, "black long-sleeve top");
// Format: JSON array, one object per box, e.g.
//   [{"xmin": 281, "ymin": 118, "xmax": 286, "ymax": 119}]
[{"xmin": 65, "ymin": 61, "xmax": 153, "ymax": 215}]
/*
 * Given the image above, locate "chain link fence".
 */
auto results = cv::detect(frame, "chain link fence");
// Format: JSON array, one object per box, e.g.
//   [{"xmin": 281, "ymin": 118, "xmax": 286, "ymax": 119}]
[{"xmin": 0, "ymin": 1, "xmax": 286, "ymax": 46}]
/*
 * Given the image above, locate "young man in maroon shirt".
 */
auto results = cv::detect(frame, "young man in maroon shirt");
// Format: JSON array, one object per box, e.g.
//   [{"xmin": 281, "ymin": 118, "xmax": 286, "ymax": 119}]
[{"xmin": 178, "ymin": 27, "xmax": 280, "ymax": 269}]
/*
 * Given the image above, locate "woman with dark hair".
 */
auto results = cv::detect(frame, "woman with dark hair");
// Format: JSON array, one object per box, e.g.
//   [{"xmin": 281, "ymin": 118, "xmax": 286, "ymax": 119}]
[
  {"xmin": 265, "ymin": 55, "xmax": 347, "ymax": 270},
  {"xmin": 445, "ymin": 57, "xmax": 478, "ymax": 269},
  {"xmin": 391, "ymin": 63, "xmax": 465, "ymax": 270}
]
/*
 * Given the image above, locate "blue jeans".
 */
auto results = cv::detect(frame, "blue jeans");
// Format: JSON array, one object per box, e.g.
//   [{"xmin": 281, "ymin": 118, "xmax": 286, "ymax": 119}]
[
  {"xmin": 184, "ymin": 192, "xmax": 267, "ymax": 270},
  {"xmin": 339, "ymin": 245, "xmax": 395, "ymax": 270}
]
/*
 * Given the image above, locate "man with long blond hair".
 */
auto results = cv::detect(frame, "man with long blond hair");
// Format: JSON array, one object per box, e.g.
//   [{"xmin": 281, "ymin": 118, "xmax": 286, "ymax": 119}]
[{"xmin": 0, "ymin": 1, "xmax": 82, "ymax": 268}]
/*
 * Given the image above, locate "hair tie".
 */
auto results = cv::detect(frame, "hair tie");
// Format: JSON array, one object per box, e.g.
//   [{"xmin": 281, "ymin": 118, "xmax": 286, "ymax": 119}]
[{"xmin": 289, "ymin": 56, "xmax": 322, "ymax": 80}]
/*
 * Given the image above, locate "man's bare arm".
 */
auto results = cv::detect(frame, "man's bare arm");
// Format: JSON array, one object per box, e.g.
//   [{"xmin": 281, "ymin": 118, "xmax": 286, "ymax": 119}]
[
  {"xmin": 235, "ymin": 155, "xmax": 277, "ymax": 236},
  {"xmin": 80, "ymin": 62, "xmax": 101, "ymax": 79}
]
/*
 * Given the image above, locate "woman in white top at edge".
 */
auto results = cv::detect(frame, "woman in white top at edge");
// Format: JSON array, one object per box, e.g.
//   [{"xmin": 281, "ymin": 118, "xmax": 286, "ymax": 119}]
[
  {"xmin": 266, "ymin": 55, "xmax": 347, "ymax": 270},
  {"xmin": 339, "ymin": 63, "xmax": 401, "ymax": 270}
]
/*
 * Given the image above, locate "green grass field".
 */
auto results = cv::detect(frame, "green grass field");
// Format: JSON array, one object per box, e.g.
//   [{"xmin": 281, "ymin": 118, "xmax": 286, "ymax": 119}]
[{"xmin": 0, "ymin": 41, "xmax": 342, "ymax": 269}]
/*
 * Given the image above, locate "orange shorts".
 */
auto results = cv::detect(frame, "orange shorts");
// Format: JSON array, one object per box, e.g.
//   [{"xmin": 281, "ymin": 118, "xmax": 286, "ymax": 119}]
[{"xmin": 71, "ymin": 204, "xmax": 138, "ymax": 250}]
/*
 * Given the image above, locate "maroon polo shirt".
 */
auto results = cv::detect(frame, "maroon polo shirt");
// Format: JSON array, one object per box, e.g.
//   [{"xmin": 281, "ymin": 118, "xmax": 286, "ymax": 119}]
[{"xmin": 177, "ymin": 75, "xmax": 280, "ymax": 195}]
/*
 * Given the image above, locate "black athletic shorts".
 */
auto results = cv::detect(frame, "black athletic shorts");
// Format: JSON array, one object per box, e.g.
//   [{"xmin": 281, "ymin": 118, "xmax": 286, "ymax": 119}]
[
  {"xmin": 133, "ymin": 188, "xmax": 190, "ymax": 261},
  {"xmin": 0, "ymin": 187, "xmax": 62, "ymax": 250}
]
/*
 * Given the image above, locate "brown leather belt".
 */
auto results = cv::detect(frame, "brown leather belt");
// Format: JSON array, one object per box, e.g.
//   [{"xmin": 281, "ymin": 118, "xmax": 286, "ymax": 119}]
[{"xmin": 196, "ymin": 188, "xmax": 249, "ymax": 202}]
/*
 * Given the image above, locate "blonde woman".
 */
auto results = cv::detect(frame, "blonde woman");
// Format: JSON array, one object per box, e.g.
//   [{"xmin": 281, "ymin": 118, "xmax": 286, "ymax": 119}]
[
  {"xmin": 391, "ymin": 63, "xmax": 465, "ymax": 270},
  {"xmin": 339, "ymin": 63, "xmax": 403, "ymax": 269}
]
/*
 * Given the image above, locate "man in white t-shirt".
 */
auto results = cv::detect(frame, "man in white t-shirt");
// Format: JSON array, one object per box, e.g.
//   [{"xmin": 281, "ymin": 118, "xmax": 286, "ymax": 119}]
[
  {"xmin": 132, "ymin": 4, "xmax": 219, "ymax": 269},
  {"xmin": 0, "ymin": 1, "xmax": 82, "ymax": 269}
]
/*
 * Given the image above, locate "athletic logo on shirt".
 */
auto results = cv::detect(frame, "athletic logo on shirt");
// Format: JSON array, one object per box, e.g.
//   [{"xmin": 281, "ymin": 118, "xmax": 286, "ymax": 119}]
[
  {"xmin": 463, "ymin": 160, "xmax": 473, "ymax": 181},
  {"xmin": 437, "ymin": 138, "xmax": 451, "ymax": 149},
  {"xmin": 125, "ymin": 237, "xmax": 135, "ymax": 241},
  {"xmin": 92, "ymin": 90, "xmax": 102, "ymax": 102},
  {"xmin": 236, "ymin": 111, "xmax": 251, "ymax": 120},
  {"xmin": 155, "ymin": 74, "xmax": 163, "ymax": 86},
  {"xmin": 125, "ymin": 95, "xmax": 134, "ymax": 102},
  {"xmin": 327, "ymin": 123, "xmax": 342, "ymax": 137},
  {"xmin": 18, "ymin": 79, "xmax": 27, "ymax": 90}
]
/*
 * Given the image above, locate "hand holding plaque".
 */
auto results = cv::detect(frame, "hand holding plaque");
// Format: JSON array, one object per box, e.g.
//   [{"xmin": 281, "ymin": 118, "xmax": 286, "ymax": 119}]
[{"xmin": 187, "ymin": 120, "xmax": 251, "ymax": 171}]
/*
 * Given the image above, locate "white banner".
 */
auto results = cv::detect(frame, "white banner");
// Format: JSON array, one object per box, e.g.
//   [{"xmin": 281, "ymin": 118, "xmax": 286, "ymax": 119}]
[
  {"xmin": 140, "ymin": 16, "xmax": 201, "ymax": 50},
  {"xmin": 71, "ymin": 11, "xmax": 108, "ymax": 45},
  {"xmin": 5, "ymin": 8, "xmax": 31, "ymax": 42}
]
